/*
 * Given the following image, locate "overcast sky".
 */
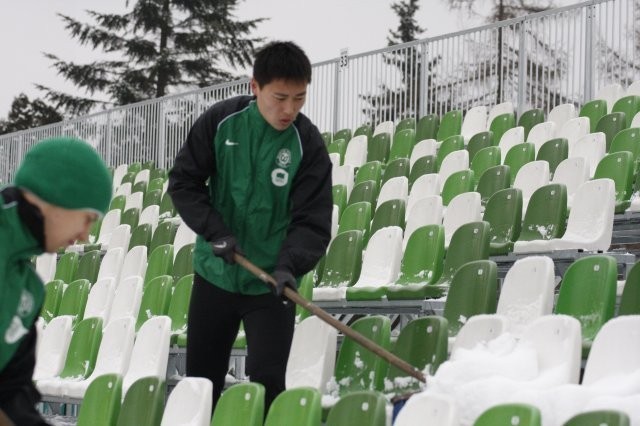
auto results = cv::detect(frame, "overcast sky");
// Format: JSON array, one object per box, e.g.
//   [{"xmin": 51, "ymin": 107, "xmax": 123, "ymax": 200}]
[{"xmin": 0, "ymin": 0, "xmax": 482, "ymax": 118}]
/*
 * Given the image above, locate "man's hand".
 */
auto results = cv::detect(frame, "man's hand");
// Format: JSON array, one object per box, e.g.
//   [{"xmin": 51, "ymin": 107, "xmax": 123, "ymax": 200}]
[
  {"xmin": 211, "ymin": 236, "xmax": 241, "ymax": 264},
  {"xmin": 272, "ymin": 270, "xmax": 297, "ymax": 299}
]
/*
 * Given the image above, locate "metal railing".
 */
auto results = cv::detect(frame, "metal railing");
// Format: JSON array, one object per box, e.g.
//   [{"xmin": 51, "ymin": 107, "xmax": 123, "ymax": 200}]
[{"xmin": 0, "ymin": 0, "xmax": 637, "ymax": 183}]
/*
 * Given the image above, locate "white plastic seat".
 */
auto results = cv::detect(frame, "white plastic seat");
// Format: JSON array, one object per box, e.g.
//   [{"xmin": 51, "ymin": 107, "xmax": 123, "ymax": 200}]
[
  {"xmin": 331, "ymin": 205, "xmax": 339, "ymax": 241},
  {"xmin": 378, "ymin": 176, "xmax": 409, "ymax": 206},
  {"xmin": 373, "ymin": 120, "xmax": 394, "ymax": 137},
  {"xmin": 438, "ymin": 150, "xmax": 469, "ymax": 193},
  {"xmin": 63, "ymin": 317, "xmax": 136, "ymax": 398},
  {"xmin": 97, "ymin": 247, "xmax": 125, "ymax": 284},
  {"xmin": 442, "ymin": 192, "xmax": 482, "ymax": 248},
  {"xmin": 104, "ymin": 224, "xmax": 131, "ymax": 253},
  {"xmin": 139, "ymin": 205, "xmax": 160, "ymax": 235},
  {"xmin": 394, "ymin": 393, "xmax": 459, "ymax": 426},
  {"xmin": 631, "ymin": 111, "xmax": 640, "ymax": 128},
  {"xmin": 125, "ymin": 191, "xmax": 144, "ymax": 212},
  {"xmin": 569, "ymin": 132, "xmax": 607, "ymax": 177},
  {"xmin": 497, "ymin": 126, "xmax": 525, "ymax": 155},
  {"xmin": 351, "ymin": 226, "xmax": 403, "ymax": 288},
  {"xmin": 108, "ymin": 276, "xmax": 143, "ymax": 325},
  {"xmin": 626, "ymin": 80, "xmax": 640, "ymax": 96},
  {"xmin": 285, "ymin": 316, "xmax": 338, "ymax": 393},
  {"xmin": 558, "ymin": 117, "xmax": 590, "ymax": 153},
  {"xmin": 122, "ymin": 315, "xmax": 171, "ymax": 395},
  {"xmin": 451, "ymin": 314, "xmax": 509, "ymax": 355},
  {"xmin": 32, "ymin": 316, "xmax": 73, "ymax": 381},
  {"xmin": 404, "ymin": 195, "xmax": 443, "ymax": 250},
  {"xmin": 461, "ymin": 105, "xmax": 488, "ymax": 142},
  {"xmin": 112, "ymin": 164, "xmax": 129, "ymax": 188},
  {"xmin": 408, "ymin": 173, "xmax": 440, "ymax": 205},
  {"xmin": 596, "ymin": 83, "xmax": 625, "ymax": 112},
  {"xmin": 487, "ymin": 101, "xmax": 514, "ymax": 130},
  {"xmin": 332, "ymin": 165, "xmax": 355, "ymax": 198},
  {"xmin": 548, "ymin": 103, "xmax": 577, "ymax": 136},
  {"xmin": 513, "ymin": 160, "xmax": 550, "ymax": 213},
  {"xmin": 134, "ymin": 169, "xmax": 150, "ymax": 185},
  {"xmin": 527, "ymin": 121, "xmax": 556, "ymax": 154},
  {"xmin": 552, "ymin": 157, "xmax": 590, "ymax": 209},
  {"xmin": 174, "ymin": 221, "xmax": 197, "ymax": 260},
  {"xmin": 35, "ymin": 253, "xmax": 57, "ymax": 284},
  {"xmin": 83, "ymin": 278, "xmax": 116, "ymax": 325},
  {"xmin": 496, "ymin": 256, "xmax": 555, "ymax": 336},
  {"xmin": 343, "ymin": 135, "xmax": 368, "ymax": 168},
  {"xmin": 328, "ymin": 153, "xmax": 341, "ymax": 168},
  {"xmin": 96, "ymin": 209, "xmax": 122, "ymax": 246},
  {"xmin": 410, "ymin": 139, "xmax": 437, "ymax": 169},
  {"xmin": 119, "ymin": 245, "xmax": 148, "ymax": 283},
  {"xmin": 161, "ymin": 377, "xmax": 213, "ymax": 426},
  {"xmin": 114, "ymin": 182, "xmax": 132, "ymax": 198}
]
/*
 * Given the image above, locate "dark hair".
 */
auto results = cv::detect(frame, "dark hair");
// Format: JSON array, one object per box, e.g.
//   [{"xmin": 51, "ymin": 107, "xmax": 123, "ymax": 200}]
[{"xmin": 253, "ymin": 41, "xmax": 312, "ymax": 87}]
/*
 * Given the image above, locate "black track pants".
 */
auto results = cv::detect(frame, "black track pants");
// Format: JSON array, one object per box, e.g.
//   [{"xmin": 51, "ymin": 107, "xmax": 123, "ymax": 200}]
[{"xmin": 186, "ymin": 273, "xmax": 296, "ymax": 413}]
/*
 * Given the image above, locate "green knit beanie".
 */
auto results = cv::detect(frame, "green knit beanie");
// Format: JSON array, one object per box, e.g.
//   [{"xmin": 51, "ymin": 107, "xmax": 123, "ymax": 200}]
[{"xmin": 14, "ymin": 137, "xmax": 112, "ymax": 216}]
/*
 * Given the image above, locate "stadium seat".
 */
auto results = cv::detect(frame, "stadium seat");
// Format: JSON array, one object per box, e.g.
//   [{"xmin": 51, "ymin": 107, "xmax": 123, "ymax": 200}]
[
  {"xmin": 332, "ymin": 184, "xmax": 347, "ymax": 217},
  {"xmin": 557, "ymin": 116, "xmax": 590, "ymax": 153},
  {"xmin": 264, "ymin": 387, "xmax": 321, "ymax": 426},
  {"xmin": 373, "ymin": 120, "xmax": 394, "ymax": 137},
  {"xmin": 334, "ymin": 128, "xmax": 352, "ymax": 144},
  {"xmin": 83, "ymin": 277, "xmax": 116, "ymax": 324},
  {"xmin": 527, "ymin": 121, "xmax": 556, "ymax": 154},
  {"xmin": 120, "ymin": 171, "xmax": 136, "ymax": 188},
  {"xmin": 397, "ymin": 224, "xmax": 445, "ymax": 287},
  {"xmin": 632, "ymin": 111, "xmax": 640, "ymax": 128},
  {"xmin": 168, "ymin": 274, "xmax": 193, "ymax": 344},
  {"xmin": 367, "ymin": 133, "xmax": 391, "ymax": 163},
  {"xmin": 470, "ymin": 146, "xmax": 500, "ymax": 187},
  {"xmin": 476, "ymin": 165, "xmax": 511, "ymax": 204},
  {"xmin": 437, "ymin": 110, "xmax": 462, "ymax": 141},
  {"xmin": 172, "ymin": 243, "xmax": 194, "ymax": 283},
  {"xmin": 548, "ymin": 103, "xmax": 577, "ymax": 136},
  {"xmin": 121, "ymin": 207, "xmax": 140, "ymax": 230},
  {"xmin": 117, "ymin": 377, "xmax": 166, "ymax": 426},
  {"xmin": 55, "ymin": 252, "xmax": 80, "ymax": 284},
  {"xmin": 513, "ymin": 160, "xmax": 550, "ymax": 212},
  {"xmin": 518, "ymin": 108, "xmax": 544, "ymax": 139},
  {"xmin": 626, "ymin": 80, "xmax": 640, "ymax": 96},
  {"xmin": 595, "ymin": 82, "xmax": 625, "ymax": 113},
  {"xmin": 409, "ymin": 155, "xmax": 437, "ymax": 188},
  {"xmin": 97, "ymin": 247, "xmax": 124, "ymax": 284},
  {"xmin": 409, "ymin": 139, "xmax": 437, "ymax": 167},
  {"xmin": 369, "ymin": 199, "xmax": 406, "ymax": 237},
  {"xmin": 354, "ymin": 160, "xmax": 382, "ymax": 186},
  {"xmin": 389, "ymin": 128, "xmax": 416, "ymax": 161},
  {"xmin": 461, "ymin": 105, "xmax": 488, "ymax": 142},
  {"xmin": 562, "ymin": 410, "xmax": 630, "ymax": 426},
  {"xmin": 394, "ymin": 393, "xmax": 458, "ymax": 426},
  {"xmin": 579, "ymin": 99, "xmax": 608, "ymax": 132},
  {"xmin": 333, "ymin": 166, "xmax": 355, "ymax": 198},
  {"xmin": 32, "ymin": 315, "xmax": 73, "ymax": 381},
  {"xmin": 347, "ymin": 180, "xmax": 378, "ymax": 209},
  {"xmin": 396, "ymin": 118, "xmax": 415, "ymax": 133},
  {"xmin": 160, "ymin": 377, "xmax": 213, "ymax": 426},
  {"xmin": 313, "ymin": 230, "xmax": 363, "ymax": 301},
  {"xmin": 112, "ymin": 164, "xmax": 129, "ymax": 188},
  {"xmin": 35, "ymin": 252, "xmax": 57, "ymax": 284},
  {"xmin": 482, "ymin": 187, "xmax": 522, "ymax": 255},
  {"xmin": 129, "ymin": 223, "xmax": 152, "ymax": 252},
  {"xmin": 325, "ymin": 391, "xmax": 387, "ymax": 426},
  {"xmin": 618, "ymin": 261, "xmax": 640, "ymax": 315},
  {"xmin": 343, "ymin": 135, "xmax": 368, "ymax": 168},
  {"xmin": 173, "ymin": 221, "xmax": 196, "ymax": 259},
  {"xmin": 441, "ymin": 169, "xmax": 475, "ymax": 206},
  {"xmin": 436, "ymin": 134, "xmax": 465, "ymax": 169},
  {"xmin": 337, "ymin": 201, "xmax": 371, "ymax": 242},
  {"xmin": 149, "ymin": 221, "xmax": 177, "ymax": 255},
  {"xmin": 58, "ymin": 278, "xmax": 91, "ymax": 325},
  {"xmin": 596, "ymin": 112, "xmax": 626, "ymax": 151},
  {"xmin": 143, "ymin": 189, "xmax": 162, "ymax": 210},
  {"xmin": 136, "ymin": 275, "xmax": 172, "ymax": 331},
  {"xmin": 159, "ymin": 192, "xmax": 175, "ymax": 217},
  {"xmin": 503, "ymin": 142, "xmax": 535, "ymax": 185},
  {"xmin": 143, "ymin": 244, "xmax": 173, "ymax": 289},
  {"xmin": 125, "ymin": 191, "xmax": 143, "ymax": 212},
  {"xmin": 108, "ymin": 275, "xmax": 143, "ymax": 325},
  {"xmin": 498, "ymin": 126, "xmax": 525, "ymax": 157},
  {"xmin": 295, "ymin": 272, "xmax": 314, "ymax": 324},
  {"xmin": 593, "ymin": 151, "xmax": 634, "ymax": 213},
  {"xmin": 442, "ymin": 191, "xmax": 482, "ymax": 247},
  {"xmin": 474, "ymin": 403, "xmax": 542, "ymax": 426},
  {"xmin": 147, "ymin": 177, "xmax": 164, "ymax": 194},
  {"xmin": 41, "ymin": 280, "xmax": 64, "ymax": 323},
  {"xmin": 536, "ymin": 137, "xmax": 568, "ymax": 177},
  {"xmin": 450, "ymin": 314, "xmax": 508, "ymax": 354},
  {"xmin": 380, "ymin": 158, "xmax": 409, "ymax": 187},
  {"xmin": 610, "ymin": 128, "xmax": 640, "ymax": 163},
  {"xmin": 75, "ymin": 249, "xmax": 102, "ymax": 284},
  {"xmin": 210, "ymin": 382, "xmax": 265, "ymax": 426},
  {"xmin": 438, "ymin": 149, "xmax": 469, "ymax": 192},
  {"xmin": 466, "ymin": 131, "xmax": 494, "ymax": 163},
  {"xmin": 488, "ymin": 113, "xmax": 514, "ymax": 147},
  {"xmin": 327, "ymin": 138, "xmax": 347, "ymax": 165},
  {"xmin": 487, "ymin": 102, "xmax": 514, "ymax": 129},
  {"xmin": 354, "ymin": 124, "xmax": 373, "ymax": 139},
  {"xmin": 403, "ymin": 196, "xmax": 443, "ymax": 248},
  {"xmin": 612, "ymin": 95, "xmax": 640, "ymax": 127},
  {"xmin": 416, "ymin": 114, "xmax": 440, "ymax": 141},
  {"xmin": 552, "ymin": 157, "xmax": 589, "ymax": 208},
  {"xmin": 76, "ymin": 373, "xmax": 123, "ymax": 426}
]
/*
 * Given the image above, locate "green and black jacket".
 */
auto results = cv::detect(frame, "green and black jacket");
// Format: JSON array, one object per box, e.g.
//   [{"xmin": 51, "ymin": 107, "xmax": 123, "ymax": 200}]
[{"xmin": 168, "ymin": 96, "xmax": 333, "ymax": 295}]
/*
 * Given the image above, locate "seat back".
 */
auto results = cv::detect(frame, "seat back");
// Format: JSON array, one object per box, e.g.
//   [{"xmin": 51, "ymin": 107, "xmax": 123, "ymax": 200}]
[
  {"xmin": 610, "ymin": 127, "xmax": 640, "ymax": 163},
  {"xmin": 536, "ymin": 138, "xmax": 568, "ymax": 176},
  {"xmin": 159, "ymin": 192, "xmax": 176, "ymax": 217},
  {"xmin": 117, "ymin": 377, "xmax": 166, "ymax": 426},
  {"xmin": 173, "ymin": 221, "xmax": 197, "ymax": 258},
  {"xmin": 409, "ymin": 155, "xmax": 437, "ymax": 188},
  {"xmin": 172, "ymin": 243, "xmax": 194, "ymax": 283},
  {"xmin": 378, "ymin": 176, "xmax": 408, "ymax": 206},
  {"xmin": 373, "ymin": 120, "xmax": 394, "ymax": 137},
  {"xmin": 210, "ymin": 382, "xmax": 265, "ymax": 426},
  {"xmin": 596, "ymin": 112, "xmax": 626, "ymax": 151},
  {"xmin": 482, "ymin": 187, "xmax": 523, "ymax": 255},
  {"xmin": 160, "ymin": 377, "xmax": 212, "ymax": 426},
  {"xmin": 549, "ymin": 103, "xmax": 577, "ymax": 134},
  {"xmin": 353, "ymin": 226, "xmax": 403, "ymax": 288},
  {"xmin": 467, "ymin": 131, "xmax": 494, "ymax": 162},
  {"xmin": 416, "ymin": 114, "xmax": 440, "ymax": 141},
  {"xmin": 451, "ymin": 314, "xmax": 508, "ymax": 354},
  {"xmin": 325, "ymin": 391, "xmax": 387, "ymax": 426},
  {"xmin": 527, "ymin": 121, "xmax": 556, "ymax": 154},
  {"xmin": 264, "ymin": 387, "xmax": 321, "ymax": 426},
  {"xmin": 488, "ymin": 113, "xmax": 515, "ymax": 148},
  {"xmin": 84, "ymin": 277, "xmax": 116, "ymax": 324},
  {"xmin": 470, "ymin": 146, "xmax": 500, "ymax": 186},
  {"xmin": 338, "ymin": 202, "xmax": 372, "ymax": 241},
  {"xmin": 552, "ymin": 158, "xmax": 589, "ymax": 208},
  {"xmin": 438, "ymin": 150, "xmax": 469, "ymax": 191},
  {"xmin": 109, "ymin": 276, "xmax": 143, "ymax": 325},
  {"xmin": 518, "ymin": 183, "xmax": 567, "ymax": 242},
  {"xmin": 618, "ymin": 261, "xmax": 640, "ymax": 315},
  {"xmin": 367, "ymin": 132, "xmax": 391, "ymax": 163},
  {"xmin": 97, "ymin": 209, "xmax": 122, "ymax": 245},
  {"xmin": 597, "ymin": 83, "xmax": 626, "ymax": 113},
  {"xmin": 143, "ymin": 189, "xmax": 162, "ymax": 210},
  {"xmin": 41, "ymin": 280, "xmax": 65, "ymax": 323},
  {"xmin": 143, "ymin": 244, "xmax": 174, "ymax": 289},
  {"xmin": 474, "ymin": 403, "xmax": 542, "ymax": 426},
  {"xmin": 563, "ymin": 410, "xmax": 630, "ymax": 426},
  {"xmin": 58, "ymin": 278, "xmax": 91, "ymax": 324},
  {"xmin": 381, "ymin": 158, "xmax": 410, "ymax": 188},
  {"xmin": 149, "ymin": 221, "xmax": 177, "ymax": 255},
  {"xmin": 404, "ymin": 195, "xmax": 443, "ymax": 248},
  {"xmin": 59, "ymin": 317, "xmax": 103, "ymax": 380},
  {"xmin": 318, "ymin": 230, "xmax": 364, "ymax": 288},
  {"xmin": 55, "ymin": 252, "xmax": 80, "ymax": 284},
  {"xmin": 33, "ymin": 315, "xmax": 73, "ymax": 380},
  {"xmin": 76, "ymin": 374, "xmax": 123, "ymax": 426},
  {"xmin": 97, "ymin": 247, "xmax": 125, "ymax": 284},
  {"xmin": 121, "ymin": 207, "xmax": 140, "ymax": 230},
  {"xmin": 487, "ymin": 102, "xmax": 515, "ymax": 129},
  {"xmin": 334, "ymin": 128, "xmax": 352, "ymax": 144},
  {"xmin": 91, "ymin": 317, "xmax": 135, "ymax": 379},
  {"xmin": 389, "ymin": 128, "xmax": 416, "ymax": 161},
  {"xmin": 369, "ymin": 199, "xmax": 405, "ymax": 237},
  {"xmin": 436, "ymin": 135, "xmax": 465, "ymax": 169},
  {"xmin": 557, "ymin": 117, "xmax": 590, "ymax": 152},
  {"xmin": 572, "ymin": 132, "xmax": 607, "ymax": 177},
  {"xmin": 121, "ymin": 245, "xmax": 148, "ymax": 281},
  {"xmin": 408, "ymin": 174, "xmax": 440, "ymax": 214},
  {"xmin": 128, "ymin": 223, "xmax": 152, "ymax": 252},
  {"xmin": 437, "ymin": 110, "xmax": 462, "ymax": 141},
  {"xmin": 394, "ymin": 393, "xmax": 458, "ymax": 426},
  {"xmin": 593, "ymin": 151, "xmax": 634, "ymax": 210},
  {"xmin": 441, "ymin": 169, "xmax": 475, "ymax": 206},
  {"xmin": 343, "ymin": 135, "xmax": 368, "ymax": 168},
  {"xmin": 518, "ymin": 108, "xmax": 545, "ymax": 139},
  {"xmin": 504, "ymin": 142, "xmax": 535, "ymax": 185},
  {"xmin": 612, "ymin": 95, "xmax": 640, "ymax": 127},
  {"xmin": 437, "ymin": 221, "xmax": 490, "ymax": 286},
  {"xmin": 123, "ymin": 316, "xmax": 171, "ymax": 394},
  {"xmin": 461, "ymin": 105, "xmax": 488, "ymax": 141},
  {"xmin": 513, "ymin": 160, "xmax": 550, "ymax": 211},
  {"xmin": 442, "ymin": 192, "xmax": 482, "ymax": 247},
  {"xmin": 354, "ymin": 161, "xmax": 382, "ymax": 186},
  {"xmin": 477, "ymin": 165, "xmax": 511, "ymax": 204},
  {"xmin": 348, "ymin": 180, "xmax": 378, "ymax": 208},
  {"xmin": 168, "ymin": 274, "xmax": 193, "ymax": 335},
  {"xmin": 136, "ymin": 275, "xmax": 173, "ymax": 331},
  {"xmin": 498, "ymin": 126, "xmax": 525, "ymax": 155},
  {"xmin": 579, "ymin": 99, "xmax": 608, "ymax": 132}
]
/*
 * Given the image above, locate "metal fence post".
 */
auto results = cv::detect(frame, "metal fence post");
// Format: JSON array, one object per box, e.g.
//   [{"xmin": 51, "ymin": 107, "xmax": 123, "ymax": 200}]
[
  {"xmin": 105, "ymin": 111, "xmax": 113, "ymax": 166},
  {"xmin": 419, "ymin": 41, "xmax": 428, "ymax": 118},
  {"xmin": 158, "ymin": 100, "xmax": 167, "ymax": 170},
  {"xmin": 517, "ymin": 21, "xmax": 528, "ymax": 117},
  {"xmin": 584, "ymin": 2, "xmax": 595, "ymax": 103},
  {"xmin": 332, "ymin": 59, "xmax": 341, "ymax": 134}
]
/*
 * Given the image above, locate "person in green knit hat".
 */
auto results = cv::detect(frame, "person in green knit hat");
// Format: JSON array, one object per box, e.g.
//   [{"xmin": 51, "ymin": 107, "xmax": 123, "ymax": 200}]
[{"xmin": 0, "ymin": 137, "xmax": 112, "ymax": 425}]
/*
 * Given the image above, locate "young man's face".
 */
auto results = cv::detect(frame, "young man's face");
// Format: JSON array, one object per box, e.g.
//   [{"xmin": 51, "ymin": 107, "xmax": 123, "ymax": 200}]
[
  {"xmin": 251, "ymin": 78, "xmax": 307, "ymax": 131},
  {"xmin": 43, "ymin": 206, "xmax": 98, "ymax": 252}
]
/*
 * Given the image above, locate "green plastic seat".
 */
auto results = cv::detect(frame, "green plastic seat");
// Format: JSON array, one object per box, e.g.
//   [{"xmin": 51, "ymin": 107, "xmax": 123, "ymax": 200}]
[
  {"xmin": 321, "ymin": 132, "xmax": 332, "ymax": 145},
  {"xmin": 295, "ymin": 271, "xmax": 315, "ymax": 323},
  {"xmin": 354, "ymin": 124, "xmax": 373, "ymax": 140},
  {"xmin": 168, "ymin": 274, "xmax": 193, "ymax": 344},
  {"xmin": 367, "ymin": 133, "xmax": 391, "ymax": 164},
  {"xmin": 612, "ymin": 95, "xmax": 640, "ymax": 128},
  {"xmin": 593, "ymin": 151, "xmax": 634, "ymax": 213},
  {"xmin": 325, "ymin": 391, "xmax": 387, "ymax": 426},
  {"xmin": 76, "ymin": 373, "xmax": 123, "ymax": 426},
  {"xmin": 129, "ymin": 223, "xmax": 153, "ymax": 252},
  {"xmin": 618, "ymin": 261, "xmax": 640, "ymax": 315},
  {"xmin": 159, "ymin": 192, "xmax": 176, "ymax": 217},
  {"xmin": 384, "ymin": 316, "xmax": 448, "ymax": 394},
  {"xmin": 354, "ymin": 161, "xmax": 382, "ymax": 186},
  {"xmin": 141, "ymin": 160, "xmax": 155, "ymax": 171},
  {"xmin": 436, "ymin": 135, "xmax": 464, "ymax": 170},
  {"xmin": 562, "ymin": 410, "xmax": 630, "ymax": 426},
  {"xmin": 436, "ymin": 110, "xmax": 462, "ymax": 141},
  {"xmin": 116, "ymin": 377, "xmax": 166, "ymax": 426},
  {"xmin": 483, "ymin": 188, "xmax": 523, "ymax": 255},
  {"xmin": 58, "ymin": 279, "xmax": 91, "ymax": 324},
  {"xmin": 131, "ymin": 181, "xmax": 147, "ymax": 195},
  {"xmin": 470, "ymin": 146, "xmax": 501, "ymax": 187},
  {"xmin": 474, "ymin": 403, "xmax": 542, "ymax": 426},
  {"xmin": 596, "ymin": 112, "xmax": 626, "ymax": 151},
  {"xmin": 211, "ymin": 382, "xmax": 265, "ymax": 426},
  {"xmin": 443, "ymin": 259, "xmax": 498, "ymax": 336},
  {"xmin": 517, "ymin": 183, "xmax": 567, "ymax": 242},
  {"xmin": 416, "ymin": 114, "xmax": 439, "ymax": 141},
  {"xmin": 369, "ymin": 199, "xmax": 405, "ymax": 238},
  {"xmin": 580, "ymin": 99, "xmax": 608, "ymax": 133},
  {"xmin": 610, "ymin": 127, "xmax": 640, "ymax": 164},
  {"xmin": 109, "ymin": 195, "xmax": 127, "ymax": 213},
  {"xmin": 387, "ymin": 221, "xmax": 490, "ymax": 300},
  {"xmin": 149, "ymin": 168, "xmax": 167, "ymax": 182},
  {"xmin": 395, "ymin": 117, "xmax": 416, "ymax": 133},
  {"xmin": 57, "ymin": 317, "xmax": 103, "ymax": 380},
  {"xmin": 150, "ymin": 221, "xmax": 178, "ymax": 255},
  {"xmin": 334, "ymin": 316, "xmax": 391, "ymax": 395},
  {"xmin": 467, "ymin": 131, "xmax": 494, "ymax": 163},
  {"xmin": 394, "ymin": 224, "xmax": 445, "ymax": 287},
  {"xmin": 143, "ymin": 244, "xmax": 174, "ymax": 289},
  {"xmin": 121, "ymin": 207, "xmax": 140, "ymax": 230},
  {"xmin": 264, "ymin": 387, "xmax": 321, "ymax": 426},
  {"xmin": 489, "ymin": 113, "xmax": 515, "ymax": 146},
  {"xmin": 317, "ymin": 230, "xmax": 364, "ymax": 289},
  {"xmin": 536, "ymin": 138, "xmax": 568, "ymax": 177},
  {"xmin": 143, "ymin": 189, "xmax": 162, "ymax": 209},
  {"xmin": 136, "ymin": 275, "xmax": 173, "ymax": 331},
  {"xmin": 127, "ymin": 162, "xmax": 142, "ymax": 175},
  {"xmin": 333, "ymin": 128, "xmax": 352, "ymax": 144},
  {"xmin": 41, "ymin": 280, "xmax": 65, "ymax": 323},
  {"xmin": 173, "ymin": 243, "xmax": 195, "ymax": 283},
  {"xmin": 347, "ymin": 180, "xmax": 379, "ymax": 209},
  {"xmin": 55, "ymin": 252, "xmax": 80, "ymax": 284},
  {"xmin": 555, "ymin": 255, "xmax": 617, "ymax": 353},
  {"xmin": 75, "ymin": 250, "xmax": 101, "ymax": 284},
  {"xmin": 147, "ymin": 177, "xmax": 164, "ymax": 193},
  {"xmin": 337, "ymin": 202, "xmax": 372, "ymax": 242},
  {"xmin": 89, "ymin": 218, "xmax": 102, "ymax": 244},
  {"xmin": 327, "ymin": 139, "xmax": 347, "ymax": 165},
  {"xmin": 476, "ymin": 165, "xmax": 510, "ymax": 204},
  {"xmin": 389, "ymin": 129, "xmax": 416, "ymax": 162},
  {"xmin": 504, "ymin": 142, "xmax": 535, "ymax": 185},
  {"xmin": 380, "ymin": 158, "xmax": 410, "ymax": 187},
  {"xmin": 120, "ymin": 172, "xmax": 136, "ymax": 187},
  {"xmin": 408, "ymin": 155, "xmax": 437, "ymax": 188},
  {"xmin": 332, "ymin": 184, "xmax": 348, "ymax": 217},
  {"xmin": 518, "ymin": 108, "xmax": 544, "ymax": 139},
  {"xmin": 441, "ymin": 169, "xmax": 475, "ymax": 206}
]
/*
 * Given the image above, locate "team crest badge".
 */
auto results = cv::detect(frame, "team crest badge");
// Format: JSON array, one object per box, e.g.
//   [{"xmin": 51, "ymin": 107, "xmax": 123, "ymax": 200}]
[{"xmin": 276, "ymin": 149, "xmax": 291, "ymax": 168}]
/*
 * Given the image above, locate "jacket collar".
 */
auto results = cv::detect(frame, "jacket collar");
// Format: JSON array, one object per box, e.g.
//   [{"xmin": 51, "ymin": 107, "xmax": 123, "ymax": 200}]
[{"xmin": 1, "ymin": 187, "xmax": 45, "ymax": 258}]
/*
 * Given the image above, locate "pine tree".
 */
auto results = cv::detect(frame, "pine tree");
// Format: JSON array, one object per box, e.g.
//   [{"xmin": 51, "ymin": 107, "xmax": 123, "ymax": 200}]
[
  {"xmin": 38, "ymin": 0, "xmax": 263, "ymax": 116},
  {"xmin": 0, "ymin": 94, "xmax": 63, "ymax": 135}
]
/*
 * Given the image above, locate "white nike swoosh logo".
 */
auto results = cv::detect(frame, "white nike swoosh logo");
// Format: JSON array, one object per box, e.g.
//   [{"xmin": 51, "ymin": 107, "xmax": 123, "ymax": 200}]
[{"xmin": 225, "ymin": 140, "xmax": 239, "ymax": 146}]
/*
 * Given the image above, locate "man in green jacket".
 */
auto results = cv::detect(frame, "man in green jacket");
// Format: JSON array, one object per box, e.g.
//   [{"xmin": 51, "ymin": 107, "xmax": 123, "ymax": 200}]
[
  {"xmin": 168, "ymin": 41, "xmax": 333, "ymax": 411},
  {"xmin": 0, "ymin": 137, "xmax": 112, "ymax": 425}
]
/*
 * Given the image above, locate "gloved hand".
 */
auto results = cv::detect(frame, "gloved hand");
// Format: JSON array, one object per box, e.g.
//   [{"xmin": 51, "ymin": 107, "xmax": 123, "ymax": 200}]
[
  {"xmin": 272, "ymin": 270, "xmax": 297, "ymax": 299},
  {"xmin": 210, "ymin": 235, "xmax": 242, "ymax": 264}
]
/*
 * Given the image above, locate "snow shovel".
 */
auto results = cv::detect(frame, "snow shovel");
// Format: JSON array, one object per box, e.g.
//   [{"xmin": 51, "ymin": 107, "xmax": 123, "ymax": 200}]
[{"xmin": 234, "ymin": 253, "xmax": 426, "ymax": 384}]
